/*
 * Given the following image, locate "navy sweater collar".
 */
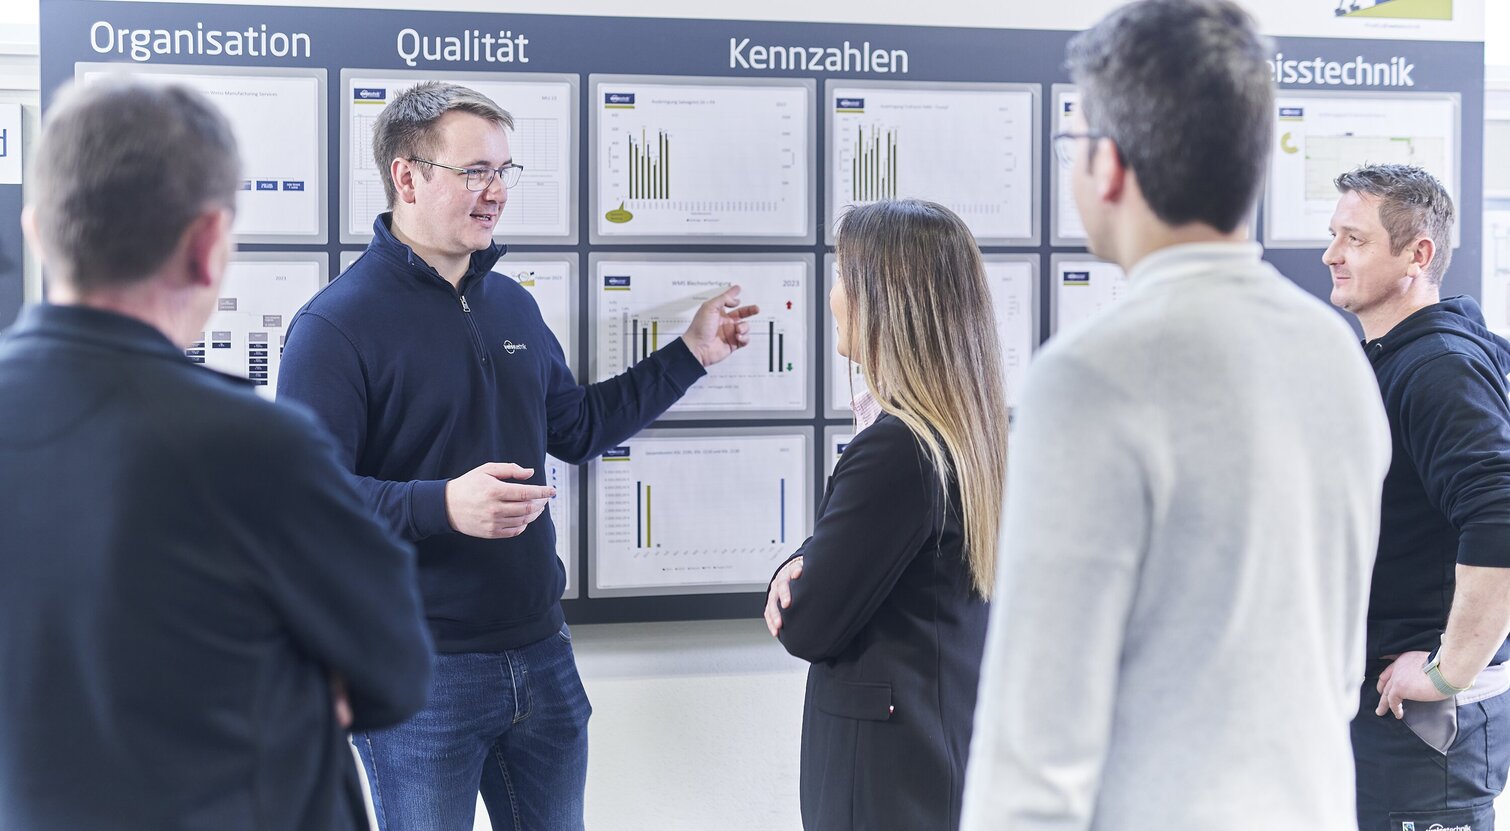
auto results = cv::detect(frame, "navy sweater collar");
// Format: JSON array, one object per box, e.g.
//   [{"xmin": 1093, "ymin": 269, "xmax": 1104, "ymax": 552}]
[
  {"xmin": 369, "ymin": 212, "xmax": 507, "ymax": 291},
  {"xmin": 7, "ymin": 303, "xmax": 188, "ymax": 364}
]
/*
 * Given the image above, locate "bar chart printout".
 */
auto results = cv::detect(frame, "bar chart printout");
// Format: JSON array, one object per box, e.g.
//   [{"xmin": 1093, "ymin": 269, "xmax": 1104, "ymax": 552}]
[
  {"xmin": 189, "ymin": 259, "xmax": 323, "ymax": 399},
  {"xmin": 593, "ymin": 434, "xmax": 809, "ymax": 591},
  {"xmin": 347, "ymin": 76, "xmax": 574, "ymax": 239},
  {"xmin": 596, "ymin": 80, "xmax": 810, "ymax": 237},
  {"xmin": 627, "ymin": 128, "xmax": 670, "ymax": 200},
  {"xmin": 849, "ymin": 124, "xmax": 898, "ymax": 202},
  {"xmin": 597, "ymin": 259, "xmax": 810, "ymax": 414},
  {"xmin": 830, "ymin": 85, "xmax": 1034, "ymax": 241}
]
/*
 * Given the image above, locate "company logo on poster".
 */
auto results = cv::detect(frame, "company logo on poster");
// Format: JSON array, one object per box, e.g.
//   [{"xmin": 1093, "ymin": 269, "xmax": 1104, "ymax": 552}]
[
  {"xmin": 1331, "ymin": 0, "xmax": 1452, "ymax": 20},
  {"xmin": 0, "ymin": 105, "xmax": 21, "ymax": 186}
]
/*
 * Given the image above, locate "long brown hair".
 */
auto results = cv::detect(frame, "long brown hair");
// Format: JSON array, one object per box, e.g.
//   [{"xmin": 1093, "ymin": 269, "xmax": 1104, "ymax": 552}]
[{"xmin": 835, "ymin": 200, "xmax": 1009, "ymax": 598}]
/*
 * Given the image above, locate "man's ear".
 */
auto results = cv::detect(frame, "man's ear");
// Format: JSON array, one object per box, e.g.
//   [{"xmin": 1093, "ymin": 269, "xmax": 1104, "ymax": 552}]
[
  {"xmin": 19, "ymin": 205, "xmax": 44, "ymax": 268},
  {"xmin": 1404, "ymin": 236, "xmax": 1436, "ymax": 280},
  {"xmin": 392, "ymin": 157, "xmax": 419, "ymax": 205},
  {"xmin": 1093, "ymin": 138, "xmax": 1127, "ymax": 205},
  {"xmin": 183, "ymin": 208, "xmax": 232, "ymax": 288}
]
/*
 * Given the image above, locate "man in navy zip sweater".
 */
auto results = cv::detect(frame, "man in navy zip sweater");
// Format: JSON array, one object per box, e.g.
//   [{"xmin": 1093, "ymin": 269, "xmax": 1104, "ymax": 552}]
[
  {"xmin": 278, "ymin": 82, "xmax": 755, "ymax": 830},
  {"xmin": 1326, "ymin": 164, "xmax": 1510, "ymax": 830}
]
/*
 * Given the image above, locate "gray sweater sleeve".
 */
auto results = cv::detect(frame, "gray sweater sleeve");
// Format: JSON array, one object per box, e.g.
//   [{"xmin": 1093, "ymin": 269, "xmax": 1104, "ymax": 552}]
[{"xmin": 961, "ymin": 347, "xmax": 1154, "ymax": 831}]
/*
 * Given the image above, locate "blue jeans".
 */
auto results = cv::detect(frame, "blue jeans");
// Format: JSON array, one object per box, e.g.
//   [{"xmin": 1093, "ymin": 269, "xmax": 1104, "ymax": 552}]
[
  {"xmin": 356, "ymin": 625, "xmax": 591, "ymax": 831},
  {"xmin": 1353, "ymin": 676, "xmax": 1510, "ymax": 830}
]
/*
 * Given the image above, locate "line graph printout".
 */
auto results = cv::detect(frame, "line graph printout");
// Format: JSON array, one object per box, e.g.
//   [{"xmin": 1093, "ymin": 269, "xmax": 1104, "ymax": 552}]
[
  {"xmin": 494, "ymin": 258, "xmax": 574, "ymax": 364},
  {"xmin": 591, "ymin": 432, "xmax": 810, "ymax": 594},
  {"xmin": 545, "ymin": 454, "xmax": 576, "ymax": 598},
  {"xmin": 80, "ymin": 66, "xmax": 323, "ymax": 240},
  {"xmin": 1052, "ymin": 258, "xmax": 1129, "ymax": 336},
  {"xmin": 829, "ymin": 84, "xmax": 1035, "ymax": 243},
  {"xmin": 1267, "ymin": 93, "xmax": 1458, "ymax": 246},
  {"xmin": 595, "ymin": 258, "xmax": 811, "ymax": 416},
  {"xmin": 826, "ymin": 257, "xmax": 1037, "ymax": 415},
  {"xmin": 188, "ymin": 258, "xmax": 323, "ymax": 399},
  {"xmin": 594, "ymin": 79, "xmax": 811, "ymax": 239},
  {"xmin": 1052, "ymin": 87, "xmax": 1087, "ymax": 243},
  {"xmin": 346, "ymin": 75, "xmax": 574, "ymax": 240}
]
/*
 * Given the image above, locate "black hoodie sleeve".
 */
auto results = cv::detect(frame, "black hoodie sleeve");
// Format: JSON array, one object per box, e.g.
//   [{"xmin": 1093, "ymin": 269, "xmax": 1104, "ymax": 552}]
[{"xmin": 1399, "ymin": 350, "xmax": 1510, "ymax": 568}]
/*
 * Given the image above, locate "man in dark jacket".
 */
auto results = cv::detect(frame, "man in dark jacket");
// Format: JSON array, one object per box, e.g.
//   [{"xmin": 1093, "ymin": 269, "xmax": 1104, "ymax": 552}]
[
  {"xmin": 0, "ymin": 78, "xmax": 433, "ymax": 831},
  {"xmin": 1327, "ymin": 163, "xmax": 1510, "ymax": 830},
  {"xmin": 278, "ymin": 82, "xmax": 755, "ymax": 830}
]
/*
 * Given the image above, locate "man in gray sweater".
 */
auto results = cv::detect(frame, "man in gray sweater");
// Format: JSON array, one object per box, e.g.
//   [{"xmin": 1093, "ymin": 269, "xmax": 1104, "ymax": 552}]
[{"xmin": 961, "ymin": 2, "xmax": 1391, "ymax": 829}]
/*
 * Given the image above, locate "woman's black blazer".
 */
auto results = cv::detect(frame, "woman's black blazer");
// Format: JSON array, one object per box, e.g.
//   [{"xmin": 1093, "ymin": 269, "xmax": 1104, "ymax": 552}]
[{"xmin": 775, "ymin": 413, "xmax": 990, "ymax": 831}]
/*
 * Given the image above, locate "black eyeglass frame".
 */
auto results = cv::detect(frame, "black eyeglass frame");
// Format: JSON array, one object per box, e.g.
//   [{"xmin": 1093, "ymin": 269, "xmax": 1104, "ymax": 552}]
[
  {"xmin": 1050, "ymin": 132, "xmax": 1114, "ymax": 168},
  {"xmin": 407, "ymin": 157, "xmax": 525, "ymax": 191}
]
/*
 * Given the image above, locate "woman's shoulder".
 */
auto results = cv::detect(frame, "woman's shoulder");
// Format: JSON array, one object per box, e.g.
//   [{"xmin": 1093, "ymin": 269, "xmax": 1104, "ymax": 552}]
[
  {"xmin": 842, "ymin": 413, "xmax": 937, "ymax": 476},
  {"xmin": 849, "ymin": 412, "xmax": 915, "ymax": 449}
]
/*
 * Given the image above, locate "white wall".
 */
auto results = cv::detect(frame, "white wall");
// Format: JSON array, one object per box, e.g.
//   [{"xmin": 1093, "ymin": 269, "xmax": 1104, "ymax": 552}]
[
  {"xmin": 569, "ymin": 621, "xmax": 806, "ymax": 831},
  {"xmin": 450, "ymin": 619, "xmax": 809, "ymax": 831}
]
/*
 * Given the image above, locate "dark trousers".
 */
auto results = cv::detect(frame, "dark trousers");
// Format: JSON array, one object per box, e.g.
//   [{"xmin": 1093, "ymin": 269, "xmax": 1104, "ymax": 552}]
[{"xmin": 1353, "ymin": 675, "xmax": 1510, "ymax": 831}]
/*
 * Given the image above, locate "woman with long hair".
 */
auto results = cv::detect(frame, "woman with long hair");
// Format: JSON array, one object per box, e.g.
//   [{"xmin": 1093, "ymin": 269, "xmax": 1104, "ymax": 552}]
[{"xmin": 764, "ymin": 199, "xmax": 1010, "ymax": 830}]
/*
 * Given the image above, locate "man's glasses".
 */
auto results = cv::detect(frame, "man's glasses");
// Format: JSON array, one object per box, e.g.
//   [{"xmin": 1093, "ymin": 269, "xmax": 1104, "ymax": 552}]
[
  {"xmin": 1051, "ymin": 132, "xmax": 1112, "ymax": 167},
  {"xmin": 408, "ymin": 157, "xmax": 524, "ymax": 191}
]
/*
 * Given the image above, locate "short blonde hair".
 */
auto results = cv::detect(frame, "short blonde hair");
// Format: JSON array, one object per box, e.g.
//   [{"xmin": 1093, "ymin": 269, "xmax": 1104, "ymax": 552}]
[{"xmin": 372, "ymin": 81, "xmax": 513, "ymax": 207}]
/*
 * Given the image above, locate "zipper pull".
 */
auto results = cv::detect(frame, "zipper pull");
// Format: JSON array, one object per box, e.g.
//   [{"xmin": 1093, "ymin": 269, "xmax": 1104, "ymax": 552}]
[{"xmin": 460, "ymin": 295, "xmax": 471, "ymax": 313}]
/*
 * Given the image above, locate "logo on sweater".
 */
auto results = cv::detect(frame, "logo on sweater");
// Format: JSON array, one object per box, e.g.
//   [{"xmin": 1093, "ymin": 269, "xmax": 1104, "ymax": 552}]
[{"xmin": 502, "ymin": 340, "xmax": 528, "ymax": 355}]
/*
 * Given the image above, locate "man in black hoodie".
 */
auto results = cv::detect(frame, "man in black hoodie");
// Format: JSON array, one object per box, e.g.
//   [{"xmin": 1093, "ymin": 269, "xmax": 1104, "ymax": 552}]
[{"xmin": 1327, "ymin": 163, "xmax": 1510, "ymax": 830}]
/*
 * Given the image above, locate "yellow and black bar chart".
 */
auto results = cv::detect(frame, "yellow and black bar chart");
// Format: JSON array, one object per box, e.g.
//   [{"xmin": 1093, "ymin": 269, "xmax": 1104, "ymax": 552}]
[
  {"xmin": 592, "ymin": 255, "xmax": 813, "ymax": 418},
  {"xmin": 828, "ymin": 81, "xmax": 1038, "ymax": 244},
  {"xmin": 592, "ymin": 75, "xmax": 815, "ymax": 243},
  {"xmin": 591, "ymin": 430, "xmax": 811, "ymax": 596}
]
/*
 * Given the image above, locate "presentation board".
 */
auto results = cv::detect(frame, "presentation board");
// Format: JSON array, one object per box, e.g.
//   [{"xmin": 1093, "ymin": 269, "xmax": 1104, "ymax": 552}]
[
  {"xmin": 41, "ymin": 0, "xmax": 1486, "ymax": 624},
  {"xmin": 1265, "ymin": 91, "xmax": 1461, "ymax": 248},
  {"xmin": 188, "ymin": 254, "xmax": 326, "ymax": 396},
  {"xmin": 590, "ymin": 254, "xmax": 814, "ymax": 419},
  {"xmin": 1050, "ymin": 255, "xmax": 1129, "ymax": 336},
  {"xmin": 340, "ymin": 70, "xmax": 578, "ymax": 245},
  {"xmin": 824, "ymin": 81, "xmax": 1039, "ymax": 245},
  {"xmin": 590, "ymin": 75, "xmax": 815, "ymax": 244},
  {"xmin": 589, "ymin": 428, "xmax": 812, "ymax": 597},
  {"xmin": 824, "ymin": 254, "xmax": 1039, "ymax": 419},
  {"xmin": 77, "ymin": 63, "xmax": 328, "ymax": 244}
]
